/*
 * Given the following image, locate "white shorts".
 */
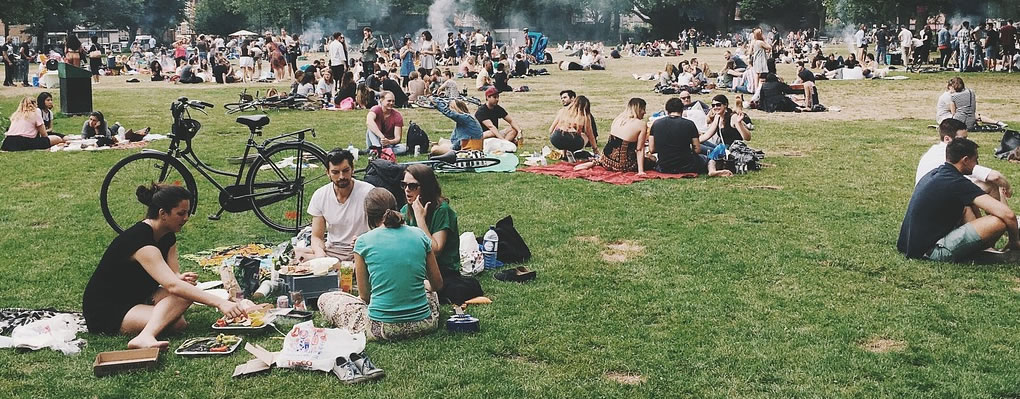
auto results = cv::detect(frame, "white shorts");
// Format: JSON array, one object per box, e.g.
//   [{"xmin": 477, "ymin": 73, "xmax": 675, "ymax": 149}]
[{"xmin": 239, "ymin": 56, "xmax": 254, "ymax": 68}]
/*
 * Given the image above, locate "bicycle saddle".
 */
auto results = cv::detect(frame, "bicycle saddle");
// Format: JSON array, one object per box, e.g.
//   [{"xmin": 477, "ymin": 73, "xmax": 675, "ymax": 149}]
[
  {"xmin": 430, "ymin": 150, "xmax": 458, "ymax": 164},
  {"xmin": 236, "ymin": 115, "xmax": 270, "ymax": 129}
]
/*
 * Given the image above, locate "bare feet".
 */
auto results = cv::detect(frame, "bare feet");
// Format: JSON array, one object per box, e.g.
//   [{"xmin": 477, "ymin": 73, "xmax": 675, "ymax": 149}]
[{"xmin": 127, "ymin": 334, "xmax": 170, "ymax": 350}]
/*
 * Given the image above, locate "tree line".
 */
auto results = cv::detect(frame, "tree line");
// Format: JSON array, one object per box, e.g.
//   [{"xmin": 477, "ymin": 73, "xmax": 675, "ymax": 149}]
[{"xmin": 3, "ymin": 0, "xmax": 1018, "ymax": 47}]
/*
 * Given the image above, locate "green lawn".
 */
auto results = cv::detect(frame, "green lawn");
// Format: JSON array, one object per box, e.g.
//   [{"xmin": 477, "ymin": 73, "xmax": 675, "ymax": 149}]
[{"xmin": 2, "ymin": 50, "xmax": 1020, "ymax": 398}]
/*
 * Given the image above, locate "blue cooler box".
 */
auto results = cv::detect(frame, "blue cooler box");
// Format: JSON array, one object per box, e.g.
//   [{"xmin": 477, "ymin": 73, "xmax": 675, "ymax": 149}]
[{"xmin": 280, "ymin": 272, "xmax": 339, "ymax": 310}]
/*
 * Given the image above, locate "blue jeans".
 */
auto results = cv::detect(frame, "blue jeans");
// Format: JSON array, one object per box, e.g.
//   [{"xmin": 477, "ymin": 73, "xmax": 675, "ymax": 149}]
[
  {"xmin": 876, "ymin": 46, "xmax": 887, "ymax": 65},
  {"xmin": 365, "ymin": 129, "xmax": 408, "ymax": 155},
  {"xmin": 958, "ymin": 48, "xmax": 970, "ymax": 71}
]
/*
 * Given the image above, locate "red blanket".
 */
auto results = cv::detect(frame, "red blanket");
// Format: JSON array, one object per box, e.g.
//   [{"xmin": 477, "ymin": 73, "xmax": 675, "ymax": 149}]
[{"xmin": 522, "ymin": 162, "xmax": 698, "ymax": 185}]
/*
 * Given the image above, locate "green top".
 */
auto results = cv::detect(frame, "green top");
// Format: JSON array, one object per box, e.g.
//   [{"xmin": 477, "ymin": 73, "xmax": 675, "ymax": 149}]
[
  {"xmin": 354, "ymin": 225, "xmax": 432, "ymax": 323},
  {"xmin": 402, "ymin": 201, "xmax": 461, "ymax": 274}
]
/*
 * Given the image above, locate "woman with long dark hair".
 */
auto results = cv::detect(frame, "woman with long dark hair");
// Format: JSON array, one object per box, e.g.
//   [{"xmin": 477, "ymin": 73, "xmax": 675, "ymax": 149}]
[{"xmin": 82, "ymin": 183, "xmax": 256, "ymax": 349}]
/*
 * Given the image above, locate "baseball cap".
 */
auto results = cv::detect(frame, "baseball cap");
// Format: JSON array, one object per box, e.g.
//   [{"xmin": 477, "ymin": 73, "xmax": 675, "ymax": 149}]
[{"xmin": 485, "ymin": 87, "xmax": 500, "ymax": 98}]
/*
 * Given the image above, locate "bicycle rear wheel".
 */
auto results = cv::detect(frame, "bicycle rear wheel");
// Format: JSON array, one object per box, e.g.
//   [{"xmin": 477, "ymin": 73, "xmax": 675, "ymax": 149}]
[
  {"xmin": 100, "ymin": 152, "xmax": 198, "ymax": 233},
  {"xmin": 443, "ymin": 156, "xmax": 502, "ymax": 171},
  {"xmin": 246, "ymin": 143, "xmax": 329, "ymax": 233}
]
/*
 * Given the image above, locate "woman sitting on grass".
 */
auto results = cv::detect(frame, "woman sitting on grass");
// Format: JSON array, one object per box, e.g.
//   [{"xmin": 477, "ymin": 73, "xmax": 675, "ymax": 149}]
[
  {"xmin": 317, "ymin": 188, "xmax": 444, "ymax": 341},
  {"xmin": 945, "ymin": 77, "xmax": 1007, "ymax": 131},
  {"xmin": 401, "ymin": 165, "xmax": 481, "ymax": 303},
  {"xmin": 430, "ymin": 98, "xmax": 483, "ymax": 153},
  {"xmin": 1, "ymin": 96, "xmax": 66, "ymax": 151},
  {"xmin": 549, "ymin": 95, "xmax": 598, "ymax": 160},
  {"xmin": 36, "ymin": 92, "xmax": 64, "ymax": 138},
  {"xmin": 82, "ymin": 184, "xmax": 256, "ymax": 349},
  {"xmin": 574, "ymin": 98, "xmax": 647, "ymax": 174}
]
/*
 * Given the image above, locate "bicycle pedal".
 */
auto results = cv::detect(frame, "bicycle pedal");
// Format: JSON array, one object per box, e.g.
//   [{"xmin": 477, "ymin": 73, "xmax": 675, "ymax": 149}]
[{"xmin": 207, "ymin": 214, "xmax": 221, "ymax": 221}]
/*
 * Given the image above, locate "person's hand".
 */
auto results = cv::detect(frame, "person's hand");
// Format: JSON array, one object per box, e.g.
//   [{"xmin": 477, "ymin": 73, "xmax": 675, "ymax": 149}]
[
  {"xmin": 218, "ymin": 300, "xmax": 246, "ymax": 319},
  {"xmin": 412, "ymin": 196, "xmax": 430, "ymax": 222},
  {"xmin": 178, "ymin": 272, "xmax": 198, "ymax": 285}
]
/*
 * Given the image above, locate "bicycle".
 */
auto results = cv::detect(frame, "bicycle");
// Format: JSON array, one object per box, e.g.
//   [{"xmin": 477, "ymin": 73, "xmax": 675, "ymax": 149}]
[
  {"xmin": 99, "ymin": 97, "xmax": 330, "ymax": 234},
  {"xmin": 223, "ymin": 88, "xmax": 314, "ymax": 114},
  {"xmin": 357, "ymin": 150, "xmax": 502, "ymax": 175},
  {"xmin": 413, "ymin": 93, "xmax": 483, "ymax": 109}
]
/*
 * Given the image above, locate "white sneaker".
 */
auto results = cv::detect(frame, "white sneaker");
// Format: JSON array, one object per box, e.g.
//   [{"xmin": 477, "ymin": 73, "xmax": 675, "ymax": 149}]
[{"xmin": 332, "ymin": 356, "xmax": 367, "ymax": 384}]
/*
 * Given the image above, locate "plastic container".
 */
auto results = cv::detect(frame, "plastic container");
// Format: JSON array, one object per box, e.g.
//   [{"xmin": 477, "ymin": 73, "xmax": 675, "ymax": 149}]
[
  {"xmin": 338, "ymin": 261, "xmax": 354, "ymax": 293},
  {"xmin": 482, "ymin": 226, "xmax": 501, "ymax": 269}
]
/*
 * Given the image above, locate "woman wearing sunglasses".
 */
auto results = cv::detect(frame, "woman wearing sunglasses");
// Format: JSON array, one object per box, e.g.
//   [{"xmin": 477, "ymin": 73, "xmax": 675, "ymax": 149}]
[{"xmin": 702, "ymin": 94, "xmax": 751, "ymax": 151}]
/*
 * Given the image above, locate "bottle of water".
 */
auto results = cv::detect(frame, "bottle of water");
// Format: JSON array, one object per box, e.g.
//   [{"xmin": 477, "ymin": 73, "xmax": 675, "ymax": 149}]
[
  {"xmin": 481, "ymin": 226, "xmax": 502, "ymax": 269},
  {"xmin": 346, "ymin": 144, "xmax": 359, "ymax": 162}
]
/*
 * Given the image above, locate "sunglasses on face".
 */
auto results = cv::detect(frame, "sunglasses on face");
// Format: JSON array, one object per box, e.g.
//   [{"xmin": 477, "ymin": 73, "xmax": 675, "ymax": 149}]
[
  {"xmin": 400, "ymin": 182, "xmax": 421, "ymax": 190},
  {"xmin": 712, "ymin": 103, "xmax": 724, "ymax": 107}
]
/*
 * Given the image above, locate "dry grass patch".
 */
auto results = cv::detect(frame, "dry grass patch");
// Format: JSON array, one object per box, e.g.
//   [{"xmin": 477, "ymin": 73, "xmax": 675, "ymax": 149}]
[
  {"xmin": 604, "ymin": 371, "xmax": 646, "ymax": 385},
  {"xmin": 601, "ymin": 241, "xmax": 645, "ymax": 263},
  {"xmin": 860, "ymin": 337, "xmax": 908, "ymax": 353}
]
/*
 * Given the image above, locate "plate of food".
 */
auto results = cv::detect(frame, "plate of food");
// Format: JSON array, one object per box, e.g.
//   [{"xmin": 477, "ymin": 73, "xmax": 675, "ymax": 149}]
[
  {"xmin": 175, "ymin": 334, "xmax": 243, "ymax": 356},
  {"xmin": 211, "ymin": 311, "xmax": 273, "ymax": 332},
  {"xmin": 280, "ymin": 257, "xmax": 337, "ymax": 276}
]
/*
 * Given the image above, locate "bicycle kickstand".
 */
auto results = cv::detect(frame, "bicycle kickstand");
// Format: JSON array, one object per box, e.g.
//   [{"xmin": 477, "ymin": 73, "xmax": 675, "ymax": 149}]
[{"xmin": 208, "ymin": 208, "xmax": 225, "ymax": 221}]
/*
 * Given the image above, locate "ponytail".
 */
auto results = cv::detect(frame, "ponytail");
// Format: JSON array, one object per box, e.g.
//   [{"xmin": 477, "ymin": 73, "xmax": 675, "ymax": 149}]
[
  {"xmin": 382, "ymin": 209, "xmax": 404, "ymax": 228},
  {"xmin": 365, "ymin": 187, "xmax": 401, "ymax": 228},
  {"xmin": 137, "ymin": 183, "xmax": 192, "ymax": 219}
]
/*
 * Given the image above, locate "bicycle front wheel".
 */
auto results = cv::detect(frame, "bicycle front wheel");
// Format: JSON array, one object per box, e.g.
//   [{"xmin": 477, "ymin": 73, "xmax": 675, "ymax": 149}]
[
  {"xmin": 100, "ymin": 152, "xmax": 198, "ymax": 233},
  {"xmin": 246, "ymin": 143, "xmax": 329, "ymax": 233},
  {"xmin": 223, "ymin": 102, "xmax": 253, "ymax": 114}
]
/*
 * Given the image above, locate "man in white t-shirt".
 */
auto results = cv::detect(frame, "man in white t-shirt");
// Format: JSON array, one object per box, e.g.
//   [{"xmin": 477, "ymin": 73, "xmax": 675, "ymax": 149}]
[
  {"xmin": 302, "ymin": 149, "xmax": 372, "ymax": 262},
  {"xmin": 327, "ymin": 32, "xmax": 348, "ymax": 91},
  {"xmin": 916, "ymin": 118, "xmax": 1011, "ymax": 203},
  {"xmin": 898, "ymin": 25, "xmax": 913, "ymax": 65}
]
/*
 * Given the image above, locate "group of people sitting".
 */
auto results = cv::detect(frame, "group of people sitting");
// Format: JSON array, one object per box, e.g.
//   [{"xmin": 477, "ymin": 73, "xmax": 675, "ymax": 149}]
[
  {"xmin": 547, "ymin": 89, "xmax": 751, "ymax": 177},
  {"xmin": 362, "ymin": 86, "xmax": 523, "ymax": 156},
  {"xmin": 2, "ymin": 93, "xmax": 150, "ymax": 152},
  {"xmin": 83, "ymin": 146, "xmax": 477, "ymax": 348},
  {"xmin": 935, "ymin": 76, "xmax": 1007, "ymax": 132}
]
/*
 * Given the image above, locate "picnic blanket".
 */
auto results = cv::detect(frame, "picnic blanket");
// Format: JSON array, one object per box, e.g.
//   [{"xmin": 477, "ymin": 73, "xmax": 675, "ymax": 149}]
[
  {"xmin": 522, "ymin": 162, "xmax": 697, "ymax": 185},
  {"xmin": 48, "ymin": 133, "xmax": 167, "ymax": 152}
]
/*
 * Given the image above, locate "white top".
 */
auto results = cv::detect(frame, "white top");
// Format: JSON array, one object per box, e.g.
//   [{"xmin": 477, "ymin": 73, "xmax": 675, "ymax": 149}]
[
  {"xmin": 898, "ymin": 29, "xmax": 913, "ymax": 48},
  {"xmin": 328, "ymin": 40, "xmax": 347, "ymax": 66},
  {"xmin": 307, "ymin": 180, "xmax": 372, "ymax": 253},
  {"xmin": 916, "ymin": 142, "xmax": 992, "ymax": 185},
  {"xmin": 935, "ymin": 91, "xmax": 952, "ymax": 124},
  {"xmin": 296, "ymin": 83, "xmax": 315, "ymax": 97},
  {"xmin": 316, "ymin": 78, "xmax": 334, "ymax": 97},
  {"xmin": 855, "ymin": 30, "xmax": 866, "ymax": 46}
]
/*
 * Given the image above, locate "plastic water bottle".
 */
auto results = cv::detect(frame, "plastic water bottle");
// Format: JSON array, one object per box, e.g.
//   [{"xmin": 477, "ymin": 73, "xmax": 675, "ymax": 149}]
[
  {"xmin": 482, "ymin": 226, "xmax": 502, "ymax": 269},
  {"xmin": 346, "ymin": 144, "xmax": 359, "ymax": 162}
]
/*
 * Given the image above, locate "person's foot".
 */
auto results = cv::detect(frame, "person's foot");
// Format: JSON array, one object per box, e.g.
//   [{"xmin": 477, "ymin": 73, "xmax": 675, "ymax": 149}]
[{"xmin": 127, "ymin": 334, "xmax": 170, "ymax": 350}]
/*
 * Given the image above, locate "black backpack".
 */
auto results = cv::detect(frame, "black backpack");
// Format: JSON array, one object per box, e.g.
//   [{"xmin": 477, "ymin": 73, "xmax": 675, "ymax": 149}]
[
  {"xmin": 363, "ymin": 159, "xmax": 408, "ymax": 208},
  {"xmin": 406, "ymin": 122, "xmax": 430, "ymax": 155}
]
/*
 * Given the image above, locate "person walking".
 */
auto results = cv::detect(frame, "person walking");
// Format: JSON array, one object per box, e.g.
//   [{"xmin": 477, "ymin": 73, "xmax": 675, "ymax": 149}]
[{"xmin": 1, "ymin": 38, "xmax": 13, "ymax": 86}]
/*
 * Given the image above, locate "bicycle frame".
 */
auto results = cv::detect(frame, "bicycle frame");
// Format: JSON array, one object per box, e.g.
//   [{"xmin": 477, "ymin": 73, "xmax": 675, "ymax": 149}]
[{"xmin": 161, "ymin": 99, "xmax": 316, "ymax": 205}]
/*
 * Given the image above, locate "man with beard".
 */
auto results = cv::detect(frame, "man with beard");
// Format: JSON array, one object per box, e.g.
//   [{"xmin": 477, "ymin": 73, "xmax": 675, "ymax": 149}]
[
  {"xmin": 560, "ymin": 89, "xmax": 598, "ymax": 141},
  {"xmin": 302, "ymin": 149, "xmax": 372, "ymax": 263}
]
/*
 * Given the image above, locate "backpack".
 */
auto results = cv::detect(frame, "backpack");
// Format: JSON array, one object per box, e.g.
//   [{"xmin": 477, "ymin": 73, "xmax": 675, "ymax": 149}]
[
  {"xmin": 718, "ymin": 140, "xmax": 765, "ymax": 174},
  {"xmin": 477, "ymin": 215, "xmax": 531, "ymax": 264},
  {"xmin": 362, "ymin": 159, "xmax": 408, "ymax": 208},
  {"xmin": 405, "ymin": 122, "xmax": 430, "ymax": 155}
]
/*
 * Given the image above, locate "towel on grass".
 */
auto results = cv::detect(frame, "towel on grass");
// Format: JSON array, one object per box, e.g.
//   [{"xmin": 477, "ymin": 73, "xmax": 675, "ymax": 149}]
[{"xmin": 522, "ymin": 162, "xmax": 697, "ymax": 185}]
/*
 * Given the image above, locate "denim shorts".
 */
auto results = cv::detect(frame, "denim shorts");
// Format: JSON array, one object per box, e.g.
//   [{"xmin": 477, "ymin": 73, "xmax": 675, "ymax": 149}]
[{"xmin": 925, "ymin": 223, "xmax": 983, "ymax": 262}]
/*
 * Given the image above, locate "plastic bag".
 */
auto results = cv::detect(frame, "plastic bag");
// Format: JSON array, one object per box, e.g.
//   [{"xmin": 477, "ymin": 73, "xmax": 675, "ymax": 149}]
[
  {"xmin": 0, "ymin": 314, "xmax": 86, "ymax": 355},
  {"xmin": 275, "ymin": 321, "xmax": 365, "ymax": 372},
  {"xmin": 459, "ymin": 232, "xmax": 484, "ymax": 276}
]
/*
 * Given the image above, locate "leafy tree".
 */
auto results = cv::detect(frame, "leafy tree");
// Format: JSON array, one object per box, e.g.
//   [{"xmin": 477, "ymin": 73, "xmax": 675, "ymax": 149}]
[{"xmin": 195, "ymin": 0, "xmax": 248, "ymax": 37}]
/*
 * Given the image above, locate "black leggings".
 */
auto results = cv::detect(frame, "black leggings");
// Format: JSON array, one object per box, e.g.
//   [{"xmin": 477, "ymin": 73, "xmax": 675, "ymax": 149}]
[{"xmin": 550, "ymin": 130, "xmax": 585, "ymax": 152}]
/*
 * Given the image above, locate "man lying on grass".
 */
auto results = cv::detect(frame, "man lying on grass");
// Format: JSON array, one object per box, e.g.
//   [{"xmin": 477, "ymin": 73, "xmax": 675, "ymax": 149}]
[{"xmin": 898, "ymin": 138, "xmax": 1020, "ymax": 262}]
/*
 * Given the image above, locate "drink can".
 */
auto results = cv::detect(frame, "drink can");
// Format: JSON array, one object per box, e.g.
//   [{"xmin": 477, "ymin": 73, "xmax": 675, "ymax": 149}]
[{"xmin": 276, "ymin": 295, "xmax": 290, "ymax": 309}]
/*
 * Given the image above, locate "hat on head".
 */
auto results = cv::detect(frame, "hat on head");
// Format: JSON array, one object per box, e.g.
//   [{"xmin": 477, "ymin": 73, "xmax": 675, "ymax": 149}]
[{"xmin": 485, "ymin": 87, "xmax": 500, "ymax": 98}]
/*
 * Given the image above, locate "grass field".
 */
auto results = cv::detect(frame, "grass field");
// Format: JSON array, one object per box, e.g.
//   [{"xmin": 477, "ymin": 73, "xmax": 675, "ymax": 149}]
[{"xmin": 2, "ymin": 47, "xmax": 1020, "ymax": 398}]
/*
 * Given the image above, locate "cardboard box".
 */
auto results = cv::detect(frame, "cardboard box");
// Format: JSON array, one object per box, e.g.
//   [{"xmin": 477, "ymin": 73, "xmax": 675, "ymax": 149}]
[
  {"xmin": 232, "ymin": 343, "xmax": 279, "ymax": 378},
  {"xmin": 93, "ymin": 348, "xmax": 160, "ymax": 377}
]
